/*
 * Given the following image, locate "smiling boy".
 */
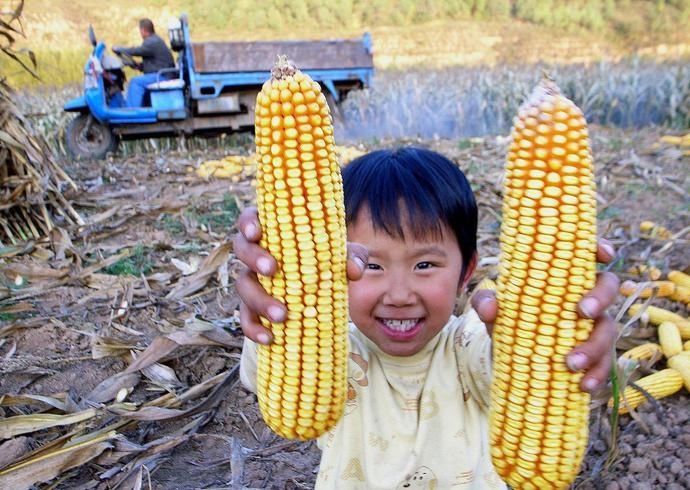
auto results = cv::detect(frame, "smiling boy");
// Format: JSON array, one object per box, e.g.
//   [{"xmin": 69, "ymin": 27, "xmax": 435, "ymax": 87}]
[{"xmin": 234, "ymin": 147, "xmax": 618, "ymax": 489}]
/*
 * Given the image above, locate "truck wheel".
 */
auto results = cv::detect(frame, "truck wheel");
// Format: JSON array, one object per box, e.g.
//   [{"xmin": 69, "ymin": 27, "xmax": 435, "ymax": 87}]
[{"xmin": 65, "ymin": 114, "xmax": 118, "ymax": 160}]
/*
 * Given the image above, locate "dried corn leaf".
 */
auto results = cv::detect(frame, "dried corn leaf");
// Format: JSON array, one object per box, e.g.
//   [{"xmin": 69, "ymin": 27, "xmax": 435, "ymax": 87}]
[
  {"xmin": 166, "ymin": 241, "xmax": 231, "ymax": 300},
  {"xmin": 85, "ymin": 372, "xmax": 140, "ymax": 404},
  {"xmin": 111, "ymin": 365, "xmax": 239, "ymax": 421},
  {"xmin": 124, "ymin": 329, "xmax": 230, "ymax": 375},
  {"xmin": 0, "ymin": 437, "xmax": 32, "ymax": 471},
  {"xmin": 91, "ymin": 336, "xmax": 139, "ymax": 360},
  {"xmin": 0, "ymin": 431, "xmax": 115, "ymax": 490},
  {"xmin": 102, "ymin": 415, "xmax": 208, "ymax": 488},
  {"xmin": 0, "ymin": 408, "xmax": 97, "ymax": 439},
  {"xmin": 0, "ymin": 393, "xmax": 67, "ymax": 412},
  {"xmin": 170, "ymin": 257, "xmax": 200, "ymax": 276},
  {"xmin": 141, "ymin": 362, "xmax": 182, "ymax": 390}
]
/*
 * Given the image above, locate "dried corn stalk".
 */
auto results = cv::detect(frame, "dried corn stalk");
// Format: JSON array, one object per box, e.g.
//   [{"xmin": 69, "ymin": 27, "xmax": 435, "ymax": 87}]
[{"xmin": 0, "ymin": 1, "xmax": 83, "ymax": 245}]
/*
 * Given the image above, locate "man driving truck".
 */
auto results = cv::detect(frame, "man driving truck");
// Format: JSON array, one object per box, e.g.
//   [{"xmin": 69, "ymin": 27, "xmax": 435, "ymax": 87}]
[{"xmin": 113, "ymin": 18, "xmax": 175, "ymax": 108}]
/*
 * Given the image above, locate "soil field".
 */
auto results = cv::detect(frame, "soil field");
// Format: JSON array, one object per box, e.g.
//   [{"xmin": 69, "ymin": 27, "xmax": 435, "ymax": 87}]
[{"xmin": 1, "ymin": 126, "xmax": 689, "ymax": 489}]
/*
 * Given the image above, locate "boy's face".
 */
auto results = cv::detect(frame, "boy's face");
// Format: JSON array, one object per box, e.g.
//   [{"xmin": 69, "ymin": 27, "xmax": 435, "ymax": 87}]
[{"xmin": 347, "ymin": 208, "xmax": 475, "ymax": 357}]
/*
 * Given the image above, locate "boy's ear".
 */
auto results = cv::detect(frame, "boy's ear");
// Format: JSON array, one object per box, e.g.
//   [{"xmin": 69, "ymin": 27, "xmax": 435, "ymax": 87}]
[{"xmin": 457, "ymin": 252, "xmax": 478, "ymax": 294}]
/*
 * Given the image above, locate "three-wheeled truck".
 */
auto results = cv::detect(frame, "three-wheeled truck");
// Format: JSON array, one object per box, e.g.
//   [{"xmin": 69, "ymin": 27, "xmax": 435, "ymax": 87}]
[{"xmin": 63, "ymin": 15, "xmax": 374, "ymax": 159}]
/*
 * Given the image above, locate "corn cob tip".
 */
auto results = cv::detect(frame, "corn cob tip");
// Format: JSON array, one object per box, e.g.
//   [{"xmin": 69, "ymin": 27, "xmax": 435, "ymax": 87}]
[{"xmin": 271, "ymin": 54, "xmax": 297, "ymax": 80}]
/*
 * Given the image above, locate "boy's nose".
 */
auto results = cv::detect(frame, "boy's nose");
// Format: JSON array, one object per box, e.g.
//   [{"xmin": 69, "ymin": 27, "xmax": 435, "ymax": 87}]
[{"xmin": 382, "ymin": 274, "xmax": 416, "ymax": 306}]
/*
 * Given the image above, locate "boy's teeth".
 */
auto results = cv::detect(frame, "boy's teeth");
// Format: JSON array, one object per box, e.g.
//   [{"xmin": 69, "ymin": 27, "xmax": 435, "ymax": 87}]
[{"xmin": 381, "ymin": 319, "xmax": 419, "ymax": 331}]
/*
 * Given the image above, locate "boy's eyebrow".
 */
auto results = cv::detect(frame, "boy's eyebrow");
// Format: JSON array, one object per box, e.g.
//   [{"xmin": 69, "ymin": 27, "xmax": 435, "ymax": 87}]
[{"xmin": 410, "ymin": 245, "xmax": 448, "ymax": 257}]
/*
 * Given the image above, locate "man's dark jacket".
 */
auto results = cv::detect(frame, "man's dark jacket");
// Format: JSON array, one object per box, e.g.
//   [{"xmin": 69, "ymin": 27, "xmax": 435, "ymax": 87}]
[{"xmin": 120, "ymin": 34, "xmax": 175, "ymax": 74}]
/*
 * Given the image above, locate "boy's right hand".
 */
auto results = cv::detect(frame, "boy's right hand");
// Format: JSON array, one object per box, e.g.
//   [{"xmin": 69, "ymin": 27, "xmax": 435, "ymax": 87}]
[{"xmin": 233, "ymin": 207, "xmax": 368, "ymax": 345}]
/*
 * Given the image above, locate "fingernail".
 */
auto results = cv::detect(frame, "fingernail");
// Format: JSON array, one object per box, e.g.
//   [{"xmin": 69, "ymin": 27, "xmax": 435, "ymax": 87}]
[
  {"xmin": 257, "ymin": 257, "xmax": 272, "ymax": 276},
  {"xmin": 476, "ymin": 295, "xmax": 492, "ymax": 312},
  {"xmin": 257, "ymin": 332, "xmax": 271, "ymax": 345},
  {"xmin": 602, "ymin": 242, "xmax": 615, "ymax": 259},
  {"xmin": 245, "ymin": 222, "xmax": 257, "ymax": 239},
  {"xmin": 268, "ymin": 305, "xmax": 285, "ymax": 322},
  {"xmin": 579, "ymin": 297, "xmax": 599, "ymax": 319},
  {"xmin": 583, "ymin": 377, "xmax": 600, "ymax": 392},
  {"xmin": 353, "ymin": 256, "xmax": 365, "ymax": 272},
  {"xmin": 567, "ymin": 352, "xmax": 588, "ymax": 371}
]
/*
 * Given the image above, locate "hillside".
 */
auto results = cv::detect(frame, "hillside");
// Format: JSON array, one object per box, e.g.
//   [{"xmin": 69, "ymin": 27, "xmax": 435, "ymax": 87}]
[{"xmin": 5, "ymin": 0, "xmax": 690, "ymax": 87}]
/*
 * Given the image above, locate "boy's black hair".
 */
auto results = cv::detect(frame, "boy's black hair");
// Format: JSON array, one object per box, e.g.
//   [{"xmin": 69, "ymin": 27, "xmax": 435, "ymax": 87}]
[{"xmin": 342, "ymin": 147, "xmax": 477, "ymax": 282}]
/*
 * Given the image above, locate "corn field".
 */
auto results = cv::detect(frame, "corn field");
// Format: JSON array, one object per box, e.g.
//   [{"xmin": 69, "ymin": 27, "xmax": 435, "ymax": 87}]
[
  {"xmin": 17, "ymin": 58, "xmax": 690, "ymax": 159},
  {"xmin": 341, "ymin": 59, "xmax": 690, "ymax": 140}
]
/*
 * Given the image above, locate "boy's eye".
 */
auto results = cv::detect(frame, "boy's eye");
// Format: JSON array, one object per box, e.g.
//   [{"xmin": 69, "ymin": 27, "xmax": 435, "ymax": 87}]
[
  {"xmin": 415, "ymin": 261, "xmax": 434, "ymax": 270},
  {"xmin": 366, "ymin": 263, "xmax": 382, "ymax": 271}
]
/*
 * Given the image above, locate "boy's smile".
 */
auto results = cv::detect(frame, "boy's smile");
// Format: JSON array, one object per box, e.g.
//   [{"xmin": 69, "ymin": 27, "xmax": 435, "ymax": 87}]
[{"xmin": 347, "ymin": 208, "xmax": 475, "ymax": 357}]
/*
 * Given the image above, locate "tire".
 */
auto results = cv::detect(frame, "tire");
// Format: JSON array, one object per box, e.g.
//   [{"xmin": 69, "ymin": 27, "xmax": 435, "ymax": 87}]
[{"xmin": 65, "ymin": 114, "xmax": 119, "ymax": 160}]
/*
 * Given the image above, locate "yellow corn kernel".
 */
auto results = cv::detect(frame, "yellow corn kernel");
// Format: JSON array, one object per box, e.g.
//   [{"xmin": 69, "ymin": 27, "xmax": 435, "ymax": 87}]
[
  {"xmin": 491, "ymin": 78, "xmax": 596, "ymax": 489},
  {"xmin": 639, "ymin": 221, "xmax": 672, "ymax": 239},
  {"xmin": 628, "ymin": 304, "xmax": 690, "ymax": 339},
  {"xmin": 668, "ymin": 270, "xmax": 690, "ymax": 289},
  {"xmin": 684, "ymin": 340, "xmax": 690, "ymax": 351},
  {"xmin": 610, "ymin": 369, "xmax": 683, "ymax": 414},
  {"xmin": 668, "ymin": 354, "xmax": 690, "ymax": 391},
  {"xmin": 626, "ymin": 264, "xmax": 662, "ymax": 281},
  {"xmin": 619, "ymin": 280, "xmax": 675, "ymax": 298},
  {"xmin": 658, "ymin": 321, "xmax": 683, "ymax": 358},
  {"xmin": 254, "ymin": 56, "xmax": 347, "ymax": 440},
  {"xmin": 619, "ymin": 342, "xmax": 662, "ymax": 363}
]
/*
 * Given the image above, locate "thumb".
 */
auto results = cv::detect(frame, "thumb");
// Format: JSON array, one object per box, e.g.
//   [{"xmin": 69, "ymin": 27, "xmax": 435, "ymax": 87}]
[
  {"xmin": 471, "ymin": 290, "xmax": 497, "ymax": 335},
  {"xmin": 346, "ymin": 242, "xmax": 368, "ymax": 281}
]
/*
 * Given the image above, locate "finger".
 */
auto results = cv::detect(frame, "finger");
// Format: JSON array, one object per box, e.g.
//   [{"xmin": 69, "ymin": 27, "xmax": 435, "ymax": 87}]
[
  {"xmin": 566, "ymin": 313, "xmax": 616, "ymax": 393},
  {"xmin": 237, "ymin": 206, "xmax": 261, "ymax": 242},
  {"xmin": 578, "ymin": 271, "xmax": 620, "ymax": 319},
  {"xmin": 471, "ymin": 290, "xmax": 497, "ymax": 335},
  {"xmin": 346, "ymin": 242, "xmax": 369, "ymax": 281},
  {"xmin": 240, "ymin": 301, "xmax": 273, "ymax": 345},
  {"xmin": 596, "ymin": 238, "xmax": 616, "ymax": 264},
  {"xmin": 233, "ymin": 231, "xmax": 277, "ymax": 277},
  {"xmin": 236, "ymin": 267, "xmax": 286, "ymax": 325}
]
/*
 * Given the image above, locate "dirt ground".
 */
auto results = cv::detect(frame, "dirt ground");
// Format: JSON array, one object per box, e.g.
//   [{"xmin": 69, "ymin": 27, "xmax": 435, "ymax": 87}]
[{"xmin": 1, "ymin": 126, "xmax": 689, "ymax": 489}]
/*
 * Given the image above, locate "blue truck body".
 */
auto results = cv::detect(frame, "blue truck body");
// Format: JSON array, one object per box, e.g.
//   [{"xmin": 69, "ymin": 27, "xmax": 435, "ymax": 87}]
[{"xmin": 63, "ymin": 15, "xmax": 374, "ymax": 159}]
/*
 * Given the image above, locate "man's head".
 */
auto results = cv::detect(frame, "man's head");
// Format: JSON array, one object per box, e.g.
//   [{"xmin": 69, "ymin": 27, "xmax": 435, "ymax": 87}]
[
  {"xmin": 139, "ymin": 18, "xmax": 155, "ymax": 38},
  {"xmin": 342, "ymin": 147, "xmax": 478, "ymax": 356}
]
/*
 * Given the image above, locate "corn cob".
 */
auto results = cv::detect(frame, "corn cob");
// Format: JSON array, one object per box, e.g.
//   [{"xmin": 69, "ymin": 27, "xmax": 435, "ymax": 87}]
[
  {"xmin": 658, "ymin": 321, "xmax": 683, "ymax": 358},
  {"xmin": 253, "ymin": 56, "xmax": 348, "ymax": 440},
  {"xmin": 668, "ymin": 355, "xmax": 690, "ymax": 391},
  {"xmin": 670, "ymin": 286, "xmax": 690, "ymax": 305},
  {"xmin": 619, "ymin": 342, "xmax": 662, "ymax": 362},
  {"xmin": 610, "ymin": 369, "xmax": 684, "ymax": 414},
  {"xmin": 628, "ymin": 304, "xmax": 690, "ymax": 339},
  {"xmin": 668, "ymin": 270, "xmax": 690, "ymax": 289},
  {"xmin": 619, "ymin": 280, "xmax": 675, "ymax": 298},
  {"xmin": 491, "ymin": 78, "xmax": 597, "ymax": 489}
]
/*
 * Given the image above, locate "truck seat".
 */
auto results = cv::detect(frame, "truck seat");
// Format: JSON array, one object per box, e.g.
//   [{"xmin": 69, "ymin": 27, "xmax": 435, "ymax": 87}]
[{"xmin": 147, "ymin": 79, "xmax": 186, "ymax": 91}]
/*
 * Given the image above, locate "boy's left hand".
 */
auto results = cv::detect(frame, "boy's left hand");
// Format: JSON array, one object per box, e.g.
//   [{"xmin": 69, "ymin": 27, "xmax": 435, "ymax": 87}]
[{"xmin": 471, "ymin": 239, "xmax": 619, "ymax": 394}]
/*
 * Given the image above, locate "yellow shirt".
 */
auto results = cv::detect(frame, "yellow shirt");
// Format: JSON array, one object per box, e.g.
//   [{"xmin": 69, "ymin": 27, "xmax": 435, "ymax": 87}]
[{"xmin": 240, "ymin": 309, "xmax": 506, "ymax": 490}]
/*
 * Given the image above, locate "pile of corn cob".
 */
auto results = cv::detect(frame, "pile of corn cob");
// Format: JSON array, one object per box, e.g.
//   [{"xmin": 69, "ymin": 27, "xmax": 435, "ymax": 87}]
[
  {"xmin": 658, "ymin": 133, "xmax": 690, "ymax": 156},
  {"xmin": 193, "ymin": 145, "xmax": 365, "ymax": 182},
  {"xmin": 613, "ymin": 270, "xmax": 690, "ymax": 413},
  {"xmin": 194, "ymin": 154, "xmax": 258, "ymax": 180}
]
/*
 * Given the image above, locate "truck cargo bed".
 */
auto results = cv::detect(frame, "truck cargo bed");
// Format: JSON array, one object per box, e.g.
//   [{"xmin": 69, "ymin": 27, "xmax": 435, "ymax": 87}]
[{"xmin": 191, "ymin": 38, "xmax": 373, "ymax": 73}]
